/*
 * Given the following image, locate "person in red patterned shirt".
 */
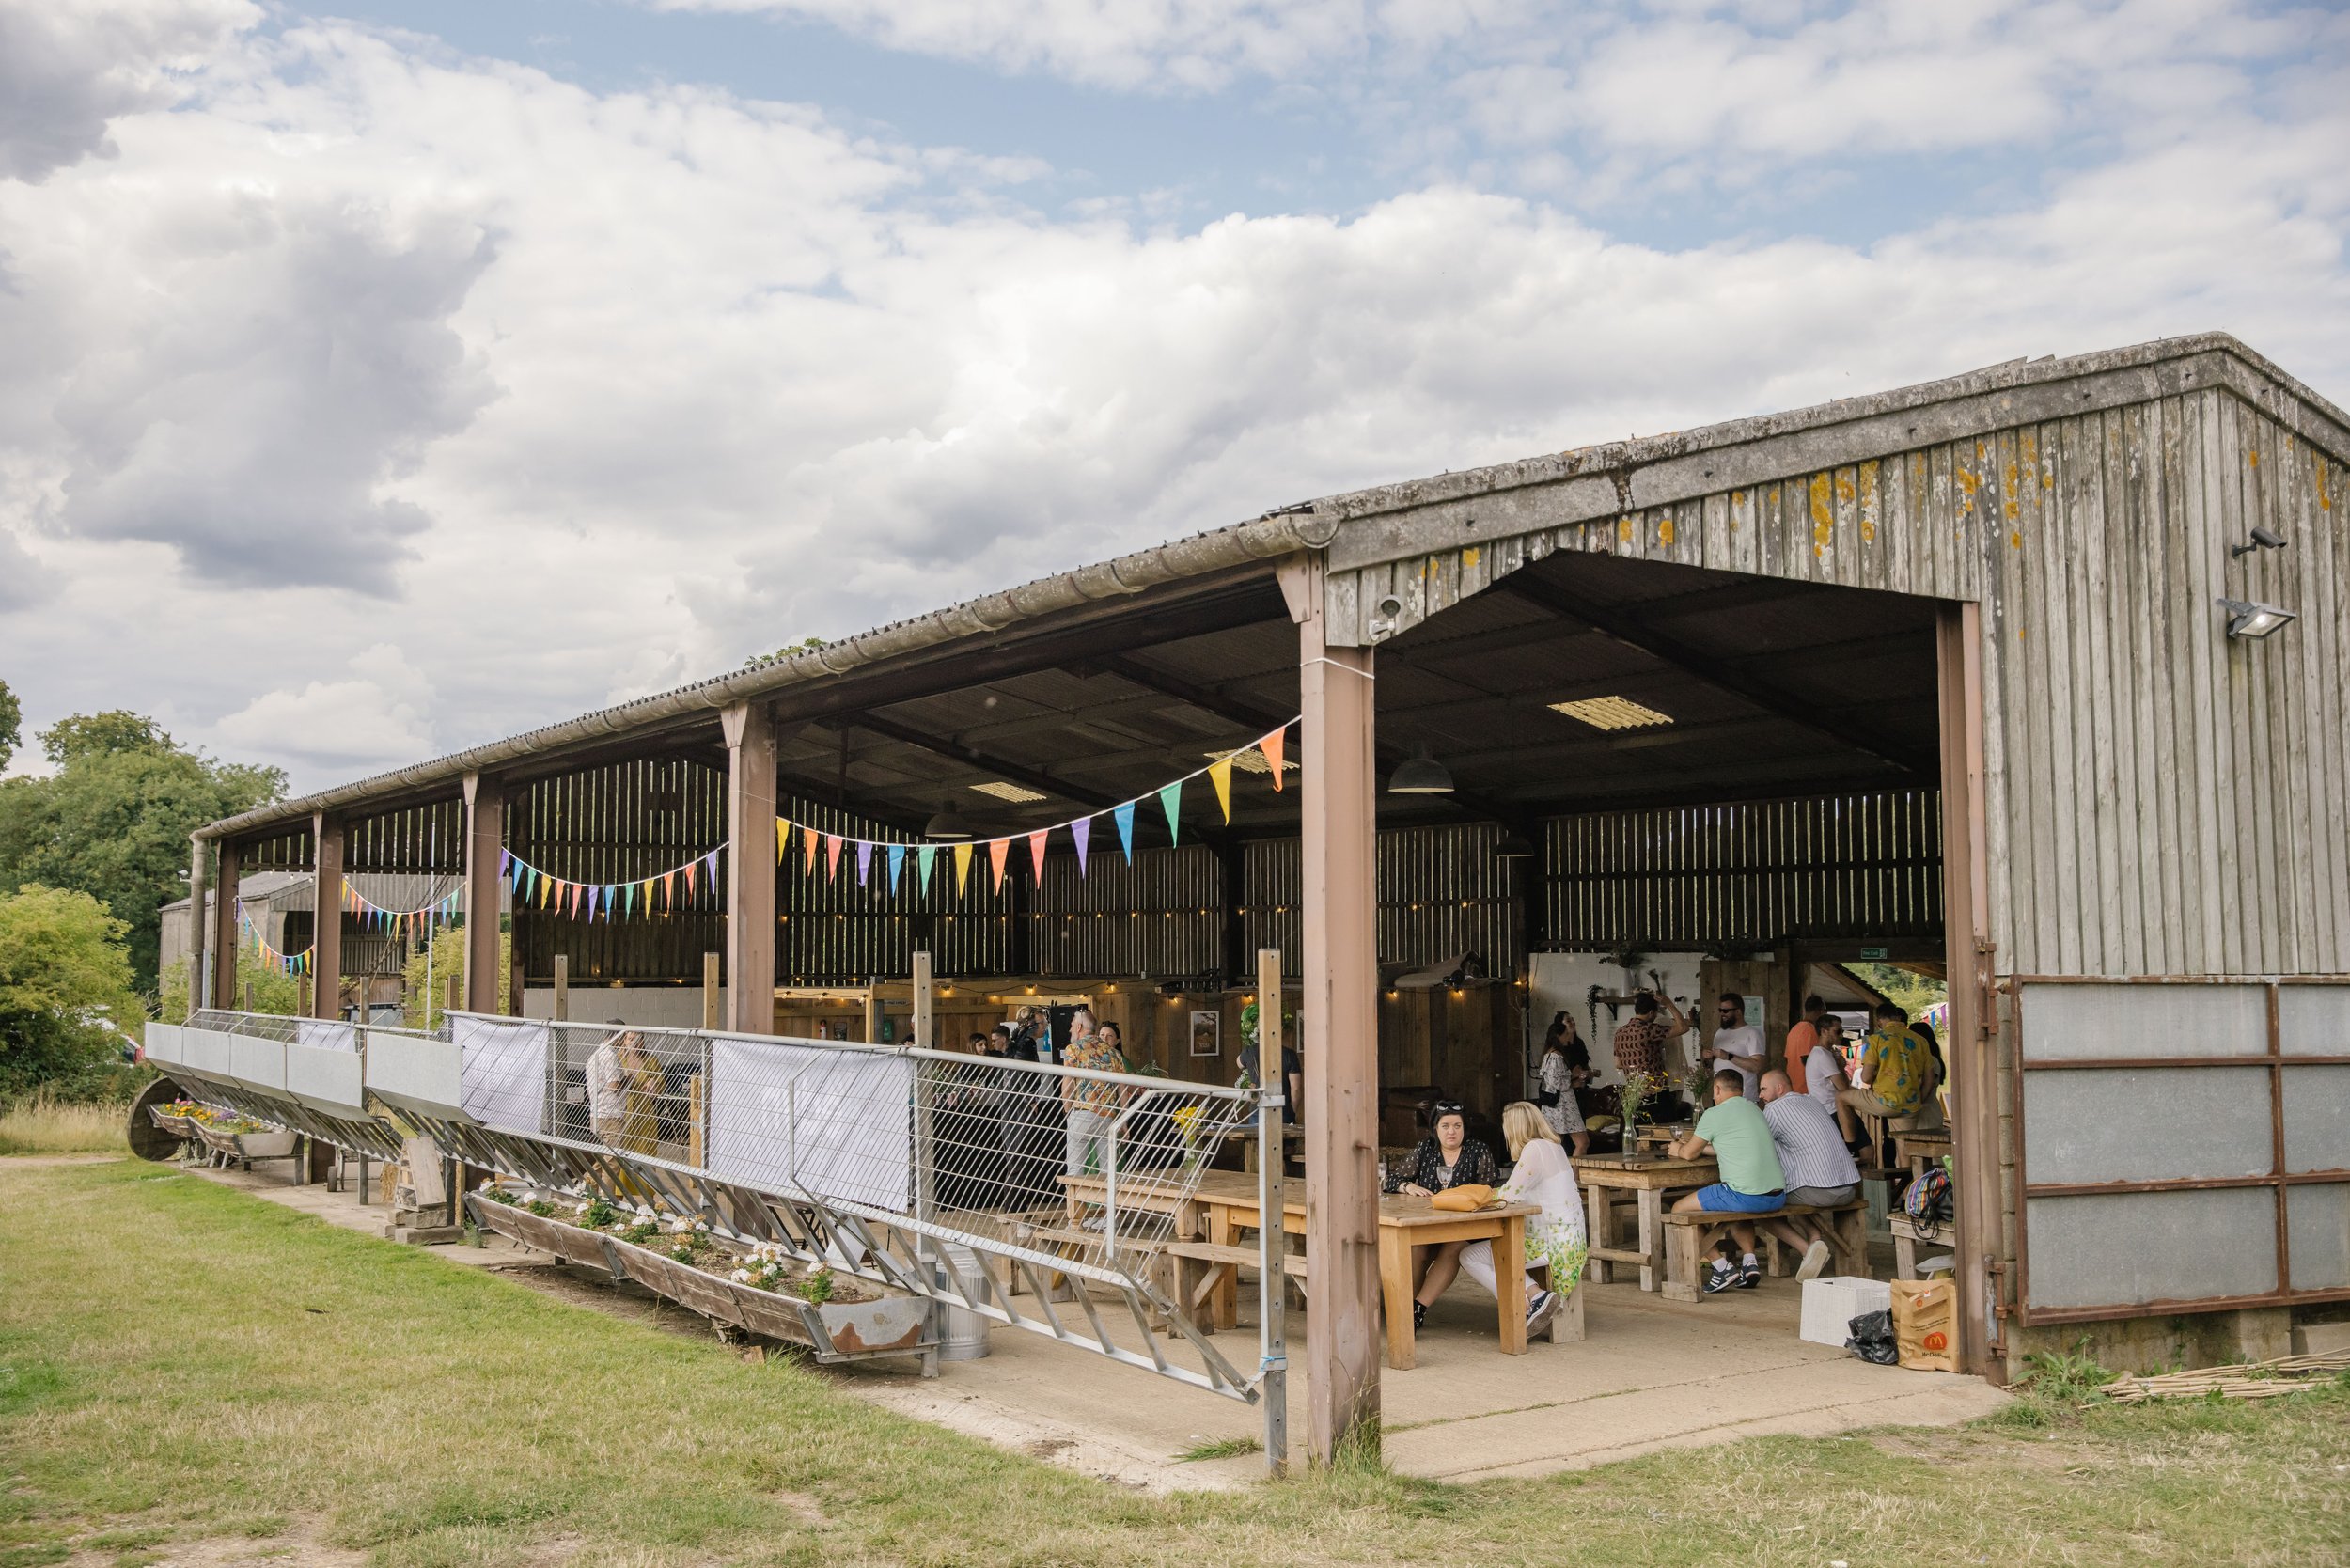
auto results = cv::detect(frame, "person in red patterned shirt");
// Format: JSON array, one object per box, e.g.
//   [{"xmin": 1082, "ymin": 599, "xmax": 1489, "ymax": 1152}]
[{"xmin": 1611, "ymin": 990, "xmax": 1690, "ymax": 1084}]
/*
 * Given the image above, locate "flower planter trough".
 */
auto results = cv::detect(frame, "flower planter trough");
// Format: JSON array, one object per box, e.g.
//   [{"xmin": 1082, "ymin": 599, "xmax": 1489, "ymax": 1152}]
[
  {"xmin": 192, "ymin": 1121, "xmax": 300, "ymax": 1168},
  {"xmin": 465, "ymin": 1193, "xmax": 935, "ymax": 1370}
]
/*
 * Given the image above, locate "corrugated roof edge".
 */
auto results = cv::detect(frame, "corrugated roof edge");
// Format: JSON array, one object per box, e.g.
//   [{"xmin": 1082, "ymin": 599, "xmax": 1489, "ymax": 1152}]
[
  {"xmin": 1308, "ymin": 331, "xmax": 2350, "ymax": 529},
  {"xmin": 199, "ymin": 332, "xmax": 2342, "ymax": 843},
  {"xmin": 196, "ymin": 511, "xmax": 1332, "ymax": 840}
]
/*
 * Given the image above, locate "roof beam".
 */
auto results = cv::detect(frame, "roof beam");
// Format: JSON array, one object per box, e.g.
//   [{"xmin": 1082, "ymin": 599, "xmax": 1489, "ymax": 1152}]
[
  {"xmin": 1495, "ymin": 572, "xmax": 1936, "ymax": 779},
  {"xmin": 1097, "ymin": 652, "xmax": 1535, "ymax": 836},
  {"xmin": 844, "ymin": 713, "xmax": 1136, "ymax": 820}
]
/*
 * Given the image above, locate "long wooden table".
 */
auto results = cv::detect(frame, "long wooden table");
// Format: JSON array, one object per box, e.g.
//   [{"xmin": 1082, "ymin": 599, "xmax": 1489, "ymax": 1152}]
[
  {"xmin": 1575, "ymin": 1153, "xmax": 1717, "ymax": 1293},
  {"xmin": 1178, "ymin": 1169, "xmax": 1540, "ymax": 1371}
]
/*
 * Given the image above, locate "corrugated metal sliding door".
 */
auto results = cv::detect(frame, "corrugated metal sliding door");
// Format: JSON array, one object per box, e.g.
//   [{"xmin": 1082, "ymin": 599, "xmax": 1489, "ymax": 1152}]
[{"xmin": 2014, "ymin": 979, "xmax": 2350, "ymax": 1323}]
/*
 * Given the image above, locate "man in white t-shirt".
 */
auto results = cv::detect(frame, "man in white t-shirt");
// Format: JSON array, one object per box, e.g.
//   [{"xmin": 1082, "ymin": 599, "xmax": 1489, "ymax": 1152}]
[{"xmin": 1703, "ymin": 996, "xmax": 1769, "ymax": 1101}]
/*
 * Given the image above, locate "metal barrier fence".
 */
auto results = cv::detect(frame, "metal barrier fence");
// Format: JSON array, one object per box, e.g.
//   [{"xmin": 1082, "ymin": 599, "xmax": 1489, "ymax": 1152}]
[
  {"xmin": 146, "ymin": 1009, "xmax": 1291, "ymax": 1468},
  {"xmin": 147, "ymin": 1012, "xmax": 404, "ymax": 1160}
]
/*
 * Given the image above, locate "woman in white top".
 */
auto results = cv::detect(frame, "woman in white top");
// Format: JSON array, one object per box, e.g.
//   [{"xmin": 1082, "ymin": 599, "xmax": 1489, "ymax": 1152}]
[
  {"xmin": 1535, "ymin": 1015, "xmax": 1592, "ymax": 1156},
  {"xmin": 1416, "ymin": 1101, "xmax": 1587, "ymax": 1337}
]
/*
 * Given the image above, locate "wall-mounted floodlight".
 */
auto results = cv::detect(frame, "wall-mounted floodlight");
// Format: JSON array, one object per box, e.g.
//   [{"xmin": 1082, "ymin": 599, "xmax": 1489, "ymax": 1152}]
[
  {"xmin": 2229, "ymin": 526, "xmax": 2289, "ymax": 560},
  {"xmin": 1387, "ymin": 748, "xmax": 1454, "ymax": 794},
  {"xmin": 2217, "ymin": 598, "xmax": 2296, "ymax": 640}
]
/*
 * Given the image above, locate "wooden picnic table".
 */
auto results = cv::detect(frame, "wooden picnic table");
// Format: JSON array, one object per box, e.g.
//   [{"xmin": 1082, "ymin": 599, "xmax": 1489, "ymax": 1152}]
[
  {"xmin": 1159, "ymin": 1169, "xmax": 1540, "ymax": 1371},
  {"xmin": 1893, "ymin": 1129, "xmax": 1954, "ymax": 1180},
  {"xmin": 1575, "ymin": 1153, "xmax": 1718, "ymax": 1293}
]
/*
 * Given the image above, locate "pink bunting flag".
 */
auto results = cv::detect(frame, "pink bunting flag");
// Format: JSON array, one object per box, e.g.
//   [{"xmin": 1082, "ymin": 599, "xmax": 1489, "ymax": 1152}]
[
  {"xmin": 988, "ymin": 837, "xmax": 1010, "ymax": 892},
  {"xmin": 824, "ymin": 834, "xmax": 844, "ymax": 881},
  {"xmin": 1027, "ymin": 829, "xmax": 1049, "ymax": 883}
]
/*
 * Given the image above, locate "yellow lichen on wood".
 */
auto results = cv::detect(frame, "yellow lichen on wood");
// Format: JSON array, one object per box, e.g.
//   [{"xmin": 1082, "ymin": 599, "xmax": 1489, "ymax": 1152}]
[
  {"xmin": 1657, "ymin": 515, "xmax": 1675, "ymax": 546},
  {"xmin": 1858, "ymin": 460, "xmax": 1880, "ymax": 541},
  {"xmin": 1810, "ymin": 472, "xmax": 1833, "ymax": 557}
]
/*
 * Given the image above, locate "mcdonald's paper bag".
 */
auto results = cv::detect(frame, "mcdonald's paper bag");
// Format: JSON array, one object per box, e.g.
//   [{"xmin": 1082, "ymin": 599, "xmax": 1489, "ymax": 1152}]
[{"xmin": 1890, "ymin": 1278, "xmax": 1957, "ymax": 1372}]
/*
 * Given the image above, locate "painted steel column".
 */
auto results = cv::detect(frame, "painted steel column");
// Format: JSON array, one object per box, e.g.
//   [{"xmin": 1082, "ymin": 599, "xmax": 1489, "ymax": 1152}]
[
  {"xmin": 311, "ymin": 812, "xmax": 344, "ymax": 1021},
  {"xmin": 1937, "ymin": 602, "xmax": 2002, "ymax": 1381},
  {"xmin": 1285, "ymin": 554, "xmax": 1381, "ymax": 1464},
  {"xmin": 722, "ymin": 701, "xmax": 778, "ymax": 1036},
  {"xmin": 461, "ymin": 774, "xmax": 505, "ymax": 1014},
  {"xmin": 186, "ymin": 837, "xmax": 212, "ymax": 1016},
  {"xmin": 209, "ymin": 839, "xmax": 240, "ymax": 1013}
]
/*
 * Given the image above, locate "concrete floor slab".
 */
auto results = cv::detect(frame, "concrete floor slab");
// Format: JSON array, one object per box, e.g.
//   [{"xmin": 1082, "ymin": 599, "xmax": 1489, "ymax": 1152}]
[{"xmin": 172, "ymin": 1156, "xmax": 2007, "ymax": 1491}]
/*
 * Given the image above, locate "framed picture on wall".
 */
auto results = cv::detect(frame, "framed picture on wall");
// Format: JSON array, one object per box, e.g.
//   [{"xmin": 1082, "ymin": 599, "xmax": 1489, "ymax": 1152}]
[{"xmin": 1189, "ymin": 1010, "xmax": 1222, "ymax": 1058}]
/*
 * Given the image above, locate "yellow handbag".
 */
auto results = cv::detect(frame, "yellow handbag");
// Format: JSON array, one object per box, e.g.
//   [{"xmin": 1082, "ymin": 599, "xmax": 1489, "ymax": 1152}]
[{"xmin": 1429, "ymin": 1184, "xmax": 1498, "ymax": 1212}]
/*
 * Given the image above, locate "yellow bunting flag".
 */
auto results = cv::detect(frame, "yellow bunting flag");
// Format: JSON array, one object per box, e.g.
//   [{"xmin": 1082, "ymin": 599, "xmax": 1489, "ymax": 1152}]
[
  {"xmin": 1208, "ymin": 756, "xmax": 1233, "ymax": 823},
  {"xmin": 988, "ymin": 837, "xmax": 1010, "ymax": 891},
  {"xmin": 776, "ymin": 820, "xmax": 791, "ymax": 862},
  {"xmin": 1260, "ymin": 727, "xmax": 1287, "ymax": 790},
  {"xmin": 953, "ymin": 841, "xmax": 974, "ymax": 895}
]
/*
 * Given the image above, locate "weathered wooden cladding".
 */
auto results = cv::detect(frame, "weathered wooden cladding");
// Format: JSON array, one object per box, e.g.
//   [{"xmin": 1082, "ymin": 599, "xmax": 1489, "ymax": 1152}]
[
  {"xmin": 345, "ymin": 800, "xmax": 465, "ymax": 873},
  {"xmin": 1328, "ymin": 369, "xmax": 2350, "ymax": 979},
  {"xmin": 1543, "ymin": 790, "xmax": 1942, "ymax": 950},
  {"xmin": 510, "ymin": 758, "xmax": 728, "ymax": 984}
]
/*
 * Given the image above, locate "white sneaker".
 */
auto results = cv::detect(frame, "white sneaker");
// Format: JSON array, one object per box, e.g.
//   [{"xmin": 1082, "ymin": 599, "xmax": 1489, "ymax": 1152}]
[{"xmin": 1796, "ymin": 1238, "xmax": 1832, "ymax": 1281}]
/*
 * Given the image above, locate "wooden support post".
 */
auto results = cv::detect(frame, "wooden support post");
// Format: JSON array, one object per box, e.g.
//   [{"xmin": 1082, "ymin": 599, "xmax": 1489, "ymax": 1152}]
[
  {"xmin": 1284, "ymin": 554, "xmax": 1382, "ymax": 1466},
  {"xmin": 210, "ymin": 839, "xmax": 240, "ymax": 1014},
  {"xmin": 701, "ymin": 952, "xmax": 721, "ymax": 1030},
  {"xmin": 721, "ymin": 700, "xmax": 778, "ymax": 1036},
  {"xmin": 187, "ymin": 837, "xmax": 212, "ymax": 1015},
  {"xmin": 1937, "ymin": 601, "xmax": 2003, "ymax": 1381},
  {"xmin": 553, "ymin": 953, "xmax": 570, "ymax": 1022},
  {"xmin": 912, "ymin": 950, "xmax": 933, "ymax": 1049},
  {"xmin": 461, "ymin": 774, "xmax": 505, "ymax": 1014},
  {"xmin": 862, "ymin": 990, "xmax": 881, "ymax": 1044},
  {"xmin": 1258, "ymin": 945, "xmax": 1290, "ymax": 1478},
  {"xmin": 312, "ymin": 812, "xmax": 343, "ymax": 1022}
]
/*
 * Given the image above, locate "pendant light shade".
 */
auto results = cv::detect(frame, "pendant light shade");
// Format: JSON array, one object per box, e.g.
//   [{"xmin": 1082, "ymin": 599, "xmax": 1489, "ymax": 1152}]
[
  {"xmin": 1388, "ymin": 748, "xmax": 1455, "ymax": 795},
  {"xmin": 923, "ymin": 801, "xmax": 978, "ymax": 839}
]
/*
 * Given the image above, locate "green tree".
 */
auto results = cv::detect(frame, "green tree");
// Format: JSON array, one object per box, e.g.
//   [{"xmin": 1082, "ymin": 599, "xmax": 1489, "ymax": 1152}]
[
  {"xmin": 0, "ymin": 678, "xmax": 19, "ymax": 771},
  {"xmin": 0, "ymin": 713, "xmax": 285, "ymax": 994},
  {"xmin": 400, "ymin": 925, "xmax": 510, "ymax": 1033},
  {"xmin": 156, "ymin": 942, "xmax": 301, "ymax": 1026},
  {"xmin": 0, "ymin": 885, "xmax": 147, "ymax": 1101}
]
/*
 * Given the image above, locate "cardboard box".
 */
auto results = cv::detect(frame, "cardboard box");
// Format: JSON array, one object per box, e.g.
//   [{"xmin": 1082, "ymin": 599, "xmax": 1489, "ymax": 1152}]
[{"xmin": 1800, "ymin": 1275, "xmax": 1891, "ymax": 1349}]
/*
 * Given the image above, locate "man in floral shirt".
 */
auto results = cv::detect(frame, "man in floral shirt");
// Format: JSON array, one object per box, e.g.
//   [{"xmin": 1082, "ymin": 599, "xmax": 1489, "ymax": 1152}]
[
  {"xmin": 1060, "ymin": 1007, "xmax": 1128, "ymax": 1176},
  {"xmin": 1838, "ymin": 1001, "xmax": 1940, "ymax": 1137},
  {"xmin": 1611, "ymin": 991, "xmax": 1690, "ymax": 1082}
]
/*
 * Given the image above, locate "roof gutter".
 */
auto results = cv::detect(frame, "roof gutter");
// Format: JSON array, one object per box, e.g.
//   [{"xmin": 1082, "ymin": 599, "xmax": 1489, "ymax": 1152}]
[{"xmin": 197, "ymin": 510, "xmax": 1333, "ymax": 842}]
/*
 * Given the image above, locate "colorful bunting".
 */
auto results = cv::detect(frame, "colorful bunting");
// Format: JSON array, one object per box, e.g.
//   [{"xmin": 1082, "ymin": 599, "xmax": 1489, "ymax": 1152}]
[
  {"xmin": 856, "ymin": 839, "xmax": 874, "ymax": 886},
  {"xmin": 1113, "ymin": 801, "xmax": 1136, "ymax": 861},
  {"xmin": 887, "ymin": 843, "xmax": 906, "ymax": 892},
  {"xmin": 988, "ymin": 836, "xmax": 1010, "ymax": 892},
  {"xmin": 777, "ymin": 820, "xmax": 791, "ymax": 862},
  {"xmin": 1260, "ymin": 727, "xmax": 1286, "ymax": 788},
  {"xmin": 1159, "ymin": 780, "xmax": 1183, "ymax": 845},
  {"xmin": 953, "ymin": 841, "xmax": 974, "ymax": 895},
  {"xmin": 1071, "ymin": 815, "xmax": 1091, "ymax": 876},
  {"xmin": 1027, "ymin": 829, "xmax": 1049, "ymax": 884},
  {"xmin": 823, "ymin": 833, "xmax": 844, "ymax": 881},
  {"xmin": 916, "ymin": 843, "xmax": 937, "ymax": 891},
  {"xmin": 1207, "ymin": 757, "xmax": 1233, "ymax": 823}
]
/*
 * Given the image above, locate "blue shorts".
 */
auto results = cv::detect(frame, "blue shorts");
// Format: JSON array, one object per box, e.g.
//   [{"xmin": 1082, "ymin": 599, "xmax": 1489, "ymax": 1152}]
[{"xmin": 1695, "ymin": 1184, "xmax": 1784, "ymax": 1214}]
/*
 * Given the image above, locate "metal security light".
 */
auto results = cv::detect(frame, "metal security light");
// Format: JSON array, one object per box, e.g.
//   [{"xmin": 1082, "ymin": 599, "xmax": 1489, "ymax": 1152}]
[
  {"xmin": 1388, "ymin": 747, "xmax": 1454, "ymax": 794},
  {"xmin": 2217, "ymin": 597, "xmax": 2296, "ymax": 640}
]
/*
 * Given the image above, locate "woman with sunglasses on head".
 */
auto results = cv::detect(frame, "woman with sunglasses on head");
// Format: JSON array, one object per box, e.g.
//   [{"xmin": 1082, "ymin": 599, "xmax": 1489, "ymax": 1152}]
[{"xmin": 1383, "ymin": 1099, "xmax": 1501, "ymax": 1330}]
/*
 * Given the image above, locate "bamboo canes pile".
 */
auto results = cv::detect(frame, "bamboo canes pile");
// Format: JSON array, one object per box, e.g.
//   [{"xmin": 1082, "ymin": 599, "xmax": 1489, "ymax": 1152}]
[{"xmin": 2105, "ymin": 1350, "xmax": 2350, "ymax": 1403}]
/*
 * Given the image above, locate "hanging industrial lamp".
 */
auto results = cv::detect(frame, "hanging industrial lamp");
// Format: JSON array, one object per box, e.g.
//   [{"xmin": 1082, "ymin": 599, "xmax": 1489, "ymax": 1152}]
[
  {"xmin": 923, "ymin": 800, "xmax": 978, "ymax": 839},
  {"xmin": 1388, "ymin": 747, "xmax": 1454, "ymax": 794}
]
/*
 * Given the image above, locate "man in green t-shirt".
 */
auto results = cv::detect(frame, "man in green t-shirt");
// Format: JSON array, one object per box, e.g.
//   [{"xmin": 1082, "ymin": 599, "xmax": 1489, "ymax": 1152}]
[{"xmin": 1668, "ymin": 1070, "xmax": 1788, "ymax": 1293}]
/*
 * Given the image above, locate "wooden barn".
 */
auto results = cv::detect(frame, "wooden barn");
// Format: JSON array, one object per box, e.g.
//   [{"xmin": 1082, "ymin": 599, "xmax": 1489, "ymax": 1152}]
[{"xmin": 190, "ymin": 334, "xmax": 2350, "ymax": 1457}]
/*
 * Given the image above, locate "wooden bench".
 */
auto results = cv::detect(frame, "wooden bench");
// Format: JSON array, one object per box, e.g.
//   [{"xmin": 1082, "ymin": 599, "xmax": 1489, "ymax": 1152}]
[
  {"xmin": 1161, "ymin": 1240, "xmax": 1586, "ymax": 1345},
  {"xmin": 1889, "ymin": 1213, "xmax": 1955, "ymax": 1280},
  {"xmin": 1659, "ymin": 1202, "xmax": 1869, "ymax": 1302}
]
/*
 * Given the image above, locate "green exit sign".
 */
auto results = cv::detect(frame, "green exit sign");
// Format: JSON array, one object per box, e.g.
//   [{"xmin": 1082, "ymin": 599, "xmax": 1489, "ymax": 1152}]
[{"xmin": 1858, "ymin": 946, "xmax": 1889, "ymax": 960}]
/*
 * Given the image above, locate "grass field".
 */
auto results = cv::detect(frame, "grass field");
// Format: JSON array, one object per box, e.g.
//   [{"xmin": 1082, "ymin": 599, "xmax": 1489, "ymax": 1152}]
[
  {"xmin": 0, "ymin": 1097, "xmax": 128, "ymax": 1156},
  {"xmin": 2, "ymin": 1158, "xmax": 2344, "ymax": 1568}
]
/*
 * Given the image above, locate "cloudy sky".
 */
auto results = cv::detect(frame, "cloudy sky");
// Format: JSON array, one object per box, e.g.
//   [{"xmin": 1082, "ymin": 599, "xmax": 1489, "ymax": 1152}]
[{"xmin": 2, "ymin": 0, "xmax": 2345, "ymax": 793}]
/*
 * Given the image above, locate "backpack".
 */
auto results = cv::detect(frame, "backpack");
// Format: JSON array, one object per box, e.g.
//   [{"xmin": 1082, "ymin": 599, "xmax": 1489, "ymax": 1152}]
[{"xmin": 1904, "ymin": 1164, "xmax": 1953, "ymax": 1227}]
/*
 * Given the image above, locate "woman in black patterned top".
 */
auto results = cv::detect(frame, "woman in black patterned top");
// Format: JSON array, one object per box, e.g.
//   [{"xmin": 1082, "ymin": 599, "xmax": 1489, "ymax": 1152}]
[{"xmin": 1385, "ymin": 1102, "xmax": 1498, "ymax": 1196}]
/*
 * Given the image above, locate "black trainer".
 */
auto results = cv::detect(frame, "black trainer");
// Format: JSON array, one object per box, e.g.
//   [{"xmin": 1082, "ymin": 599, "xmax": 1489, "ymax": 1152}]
[
  {"xmin": 1701, "ymin": 1259, "xmax": 1740, "ymax": 1294},
  {"xmin": 1413, "ymin": 1300, "xmax": 1428, "ymax": 1330}
]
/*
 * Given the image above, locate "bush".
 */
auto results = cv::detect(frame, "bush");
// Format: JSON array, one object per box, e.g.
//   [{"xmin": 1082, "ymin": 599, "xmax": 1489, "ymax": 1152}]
[{"xmin": 0, "ymin": 885, "xmax": 150, "ymax": 1103}]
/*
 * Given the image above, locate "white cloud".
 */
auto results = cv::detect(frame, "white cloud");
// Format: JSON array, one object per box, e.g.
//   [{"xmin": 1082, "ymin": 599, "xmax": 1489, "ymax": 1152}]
[
  {"xmin": 0, "ymin": 0, "xmax": 256, "ymax": 181},
  {"xmin": 213, "ymin": 641, "xmax": 436, "ymax": 772},
  {"xmin": 0, "ymin": 1, "xmax": 2342, "ymax": 796}
]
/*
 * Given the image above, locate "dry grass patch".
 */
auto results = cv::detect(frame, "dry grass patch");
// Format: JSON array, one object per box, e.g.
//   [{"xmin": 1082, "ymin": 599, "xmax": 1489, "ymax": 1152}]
[
  {"xmin": 2, "ymin": 1160, "xmax": 2344, "ymax": 1568},
  {"xmin": 0, "ymin": 1096, "xmax": 129, "ymax": 1157}
]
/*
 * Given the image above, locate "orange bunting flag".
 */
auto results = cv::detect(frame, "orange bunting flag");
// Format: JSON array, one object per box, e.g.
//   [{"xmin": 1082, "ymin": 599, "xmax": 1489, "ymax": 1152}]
[
  {"xmin": 663, "ymin": 869, "xmax": 676, "ymax": 908},
  {"xmin": 802, "ymin": 824, "xmax": 821, "ymax": 874},
  {"xmin": 1260, "ymin": 727, "xmax": 1287, "ymax": 790},
  {"xmin": 988, "ymin": 836, "xmax": 1010, "ymax": 892},
  {"xmin": 776, "ymin": 820, "xmax": 791, "ymax": 863},
  {"xmin": 1027, "ymin": 829, "xmax": 1049, "ymax": 883},
  {"xmin": 824, "ymin": 833, "xmax": 844, "ymax": 881},
  {"xmin": 1208, "ymin": 757, "xmax": 1233, "ymax": 823},
  {"xmin": 684, "ymin": 858, "xmax": 699, "ymax": 895},
  {"xmin": 953, "ymin": 840, "xmax": 974, "ymax": 895}
]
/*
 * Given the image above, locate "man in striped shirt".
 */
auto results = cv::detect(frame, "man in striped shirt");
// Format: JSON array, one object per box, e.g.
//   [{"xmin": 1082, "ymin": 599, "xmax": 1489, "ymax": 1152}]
[{"xmin": 1758, "ymin": 1070, "xmax": 1862, "ymax": 1280}]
